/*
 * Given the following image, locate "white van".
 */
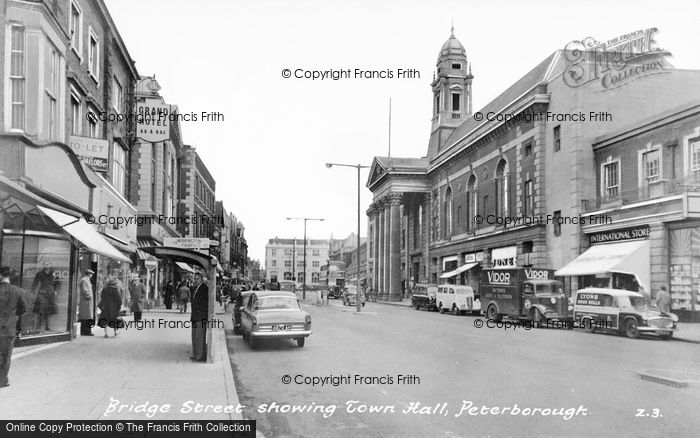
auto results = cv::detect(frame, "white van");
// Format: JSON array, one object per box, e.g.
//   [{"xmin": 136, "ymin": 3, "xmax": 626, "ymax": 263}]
[{"xmin": 436, "ymin": 285, "xmax": 481, "ymax": 315}]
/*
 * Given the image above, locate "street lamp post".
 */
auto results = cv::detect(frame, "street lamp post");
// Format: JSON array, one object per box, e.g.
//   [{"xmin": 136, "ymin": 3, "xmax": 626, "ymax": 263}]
[
  {"xmin": 326, "ymin": 162, "xmax": 369, "ymax": 313},
  {"xmin": 287, "ymin": 217, "xmax": 324, "ymax": 300}
]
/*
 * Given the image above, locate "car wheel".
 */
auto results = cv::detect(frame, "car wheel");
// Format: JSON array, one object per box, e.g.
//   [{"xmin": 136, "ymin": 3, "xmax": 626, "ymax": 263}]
[
  {"xmin": 531, "ymin": 308, "xmax": 544, "ymax": 325},
  {"xmin": 296, "ymin": 337, "xmax": 305, "ymax": 348},
  {"xmin": 413, "ymin": 302, "xmax": 420, "ymax": 310},
  {"xmin": 583, "ymin": 319, "xmax": 596, "ymax": 333},
  {"xmin": 452, "ymin": 305, "xmax": 460, "ymax": 316},
  {"xmin": 438, "ymin": 302, "xmax": 445, "ymax": 314},
  {"xmin": 486, "ymin": 304, "xmax": 500, "ymax": 321},
  {"xmin": 624, "ymin": 318, "xmax": 640, "ymax": 339}
]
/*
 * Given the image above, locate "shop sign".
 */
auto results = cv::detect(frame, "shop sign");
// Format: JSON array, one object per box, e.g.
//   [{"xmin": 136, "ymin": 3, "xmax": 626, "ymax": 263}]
[
  {"xmin": 491, "ymin": 246, "xmax": 517, "ymax": 269},
  {"xmin": 136, "ymin": 98, "xmax": 170, "ymax": 142},
  {"xmin": 163, "ymin": 237, "xmax": 210, "ymax": 250},
  {"xmin": 589, "ymin": 225, "xmax": 651, "ymax": 244},
  {"xmin": 464, "ymin": 252, "xmax": 484, "ymax": 264},
  {"xmin": 68, "ymin": 135, "xmax": 109, "ymax": 172}
]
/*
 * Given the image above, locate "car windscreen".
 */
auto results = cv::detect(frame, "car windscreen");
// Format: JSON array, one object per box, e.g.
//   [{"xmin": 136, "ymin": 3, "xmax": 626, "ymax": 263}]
[
  {"xmin": 255, "ymin": 297, "xmax": 300, "ymax": 310},
  {"xmin": 629, "ymin": 296, "xmax": 652, "ymax": 308},
  {"xmin": 535, "ymin": 281, "xmax": 563, "ymax": 296}
]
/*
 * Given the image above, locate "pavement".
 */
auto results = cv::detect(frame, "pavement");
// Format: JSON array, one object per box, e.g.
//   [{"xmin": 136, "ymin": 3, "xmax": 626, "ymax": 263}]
[{"xmin": 1, "ymin": 308, "xmax": 243, "ymax": 422}]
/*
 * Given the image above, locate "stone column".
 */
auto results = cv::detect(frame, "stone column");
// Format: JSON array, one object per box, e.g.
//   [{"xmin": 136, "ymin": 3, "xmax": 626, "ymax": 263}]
[
  {"xmin": 389, "ymin": 194, "xmax": 403, "ymax": 301},
  {"xmin": 424, "ymin": 192, "xmax": 431, "ymax": 284},
  {"xmin": 383, "ymin": 201, "xmax": 391, "ymax": 298},
  {"xmin": 377, "ymin": 203, "xmax": 384, "ymax": 296}
]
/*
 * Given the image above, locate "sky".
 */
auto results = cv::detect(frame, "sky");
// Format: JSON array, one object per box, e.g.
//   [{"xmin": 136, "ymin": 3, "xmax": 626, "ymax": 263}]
[{"xmin": 105, "ymin": 0, "xmax": 700, "ymax": 262}]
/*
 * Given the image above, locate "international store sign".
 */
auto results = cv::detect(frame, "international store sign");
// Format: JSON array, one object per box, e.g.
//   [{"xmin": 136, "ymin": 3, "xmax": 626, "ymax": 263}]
[
  {"xmin": 68, "ymin": 135, "xmax": 109, "ymax": 172},
  {"xmin": 136, "ymin": 99, "xmax": 170, "ymax": 142},
  {"xmin": 588, "ymin": 225, "xmax": 651, "ymax": 244},
  {"xmin": 163, "ymin": 237, "xmax": 210, "ymax": 250}
]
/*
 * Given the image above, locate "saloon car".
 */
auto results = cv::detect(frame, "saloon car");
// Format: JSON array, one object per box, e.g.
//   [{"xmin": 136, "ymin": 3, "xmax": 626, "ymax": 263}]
[
  {"xmin": 411, "ymin": 284, "xmax": 438, "ymax": 311},
  {"xmin": 239, "ymin": 291, "xmax": 311, "ymax": 348},
  {"xmin": 573, "ymin": 288, "xmax": 677, "ymax": 339}
]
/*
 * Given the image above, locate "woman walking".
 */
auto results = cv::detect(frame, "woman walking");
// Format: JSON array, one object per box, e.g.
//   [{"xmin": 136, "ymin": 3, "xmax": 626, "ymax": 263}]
[{"xmin": 98, "ymin": 277, "xmax": 122, "ymax": 338}]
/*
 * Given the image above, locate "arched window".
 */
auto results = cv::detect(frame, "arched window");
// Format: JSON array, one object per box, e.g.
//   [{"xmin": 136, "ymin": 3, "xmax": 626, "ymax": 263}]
[
  {"xmin": 444, "ymin": 186, "xmax": 453, "ymax": 237},
  {"xmin": 467, "ymin": 175, "xmax": 478, "ymax": 230},
  {"xmin": 496, "ymin": 159, "xmax": 509, "ymax": 217}
]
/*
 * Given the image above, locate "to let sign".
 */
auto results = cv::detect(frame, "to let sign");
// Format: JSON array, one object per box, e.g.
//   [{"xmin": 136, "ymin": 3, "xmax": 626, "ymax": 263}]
[{"xmin": 68, "ymin": 135, "xmax": 109, "ymax": 172}]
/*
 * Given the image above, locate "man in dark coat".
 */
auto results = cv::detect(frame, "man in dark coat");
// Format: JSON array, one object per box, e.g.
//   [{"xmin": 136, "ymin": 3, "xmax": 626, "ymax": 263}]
[
  {"xmin": 190, "ymin": 272, "xmax": 209, "ymax": 362},
  {"xmin": 0, "ymin": 266, "xmax": 26, "ymax": 388}
]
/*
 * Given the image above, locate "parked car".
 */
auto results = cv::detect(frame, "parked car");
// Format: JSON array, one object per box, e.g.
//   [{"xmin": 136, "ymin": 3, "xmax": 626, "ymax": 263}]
[
  {"xmin": 411, "ymin": 284, "xmax": 438, "ymax": 311},
  {"xmin": 239, "ymin": 291, "xmax": 312, "ymax": 348},
  {"xmin": 573, "ymin": 288, "xmax": 677, "ymax": 339},
  {"xmin": 342, "ymin": 285, "xmax": 366, "ymax": 307},
  {"xmin": 436, "ymin": 285, "xmax": 480, "ymax": 315}
]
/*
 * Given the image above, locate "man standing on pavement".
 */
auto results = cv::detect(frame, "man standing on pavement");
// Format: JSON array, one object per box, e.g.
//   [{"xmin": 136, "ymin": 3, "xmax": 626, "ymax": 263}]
[
  {"xmin": 78, "ymin": 269, "xmax": 95, "ymax": 336},
  {"xmin": 656, "ymin": 286, "xmax": 671, "ymax": 313},
  {"xmin": 190, "ymin": 272, "xmax": 209, "ymax": 362},
  {"xmin": 0, "ymin": 266, "xmax": 26, "ymax": 388}
]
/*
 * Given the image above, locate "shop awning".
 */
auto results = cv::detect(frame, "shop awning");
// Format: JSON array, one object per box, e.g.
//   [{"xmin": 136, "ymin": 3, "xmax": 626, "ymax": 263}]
[
  {"xmin": 175, "ymin": 262, "xmax": 195, "ymax": 273},
  {"xmin": 136, "ymin": 238, "xmax": 161, "ymax": 260},
  {"xmin": 555, "ymin": 240, "xmax": 650, "ymax": 289},
  {"xmin": 38, "ymin": 206, "xmax": 131, "ymax": 263},
  {"xmin": 439, "ymin": 262, "xmax": 479, "ymax": 279}
]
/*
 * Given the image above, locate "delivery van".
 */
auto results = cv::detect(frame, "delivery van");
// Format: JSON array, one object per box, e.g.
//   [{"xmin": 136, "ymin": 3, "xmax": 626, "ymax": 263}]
[
  {"xmin": 436, "ymin": 285, "xmax": 481, "ymax": 315},
  {"xmin": 480, "ymin": 268, "xmax": 570, "ymax": 324}
]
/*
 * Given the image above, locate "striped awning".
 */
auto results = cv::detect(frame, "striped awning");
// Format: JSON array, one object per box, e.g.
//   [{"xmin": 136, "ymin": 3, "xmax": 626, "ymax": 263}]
[{"xmin": 136, "ymin": 238, "xmax": 161, "ymax": 260}]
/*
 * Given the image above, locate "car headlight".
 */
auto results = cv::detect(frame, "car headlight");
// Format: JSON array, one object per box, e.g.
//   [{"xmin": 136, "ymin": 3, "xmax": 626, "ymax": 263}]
[
  {"xmin": 305, "ymin": 314, "xmax": 311, "ymax": 324},
  {"xmin": 550, "ymin": 297, "xmax": 557, "ymax": 304}
]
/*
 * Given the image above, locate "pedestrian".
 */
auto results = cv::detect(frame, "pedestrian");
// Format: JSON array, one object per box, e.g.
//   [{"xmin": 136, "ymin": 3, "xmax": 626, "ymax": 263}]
[
  {"xmin": 0, "ymin": 266, "xmax": 26, "ymax": 388},
  {"xmin": 638, "ymin": 284, "xmax": 652, "ymax": 304},
  {"xmin": 130, "ymin": 278, "xmax": 146, "ymax": 322},
  {"xmin": 656, "ymin": 286, "xmax": 671, "ymax": 313},
  {"xmin": 31, "ymin": 261, "xmax": 59, "ymax": 333},
  {"xmin": 78, "ymin": 269, "xmax": 95, "ymax": 336},
  {"xmin": 97, "ymin": 277, "xmax": 123, "ymax": 338},
  {"xmin": 177, "ymin": 281, "xmax": 191, "ymax": 313},
  {"xmin": 163, "ymin": 280, "xmax": 174, "ymax": 310},
  {"xmin": 190, "ymin": 273, "xmax": 209, "ymax": 362}
]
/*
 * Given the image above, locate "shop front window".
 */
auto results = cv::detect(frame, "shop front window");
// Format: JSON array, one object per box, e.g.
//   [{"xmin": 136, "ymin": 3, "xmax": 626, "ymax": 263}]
[
  {"xmin": 1, "ymin": 235, "xmax": 72, "ymax": 336},
  {"xmin": 669, "ymin": 227, "xmax": 700, "ymax": 312}
]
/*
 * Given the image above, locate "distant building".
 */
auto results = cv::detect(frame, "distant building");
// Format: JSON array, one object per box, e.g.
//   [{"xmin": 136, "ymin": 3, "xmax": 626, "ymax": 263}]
[{"xmin": 265, "ymin": 238, "xmax": 330, "ymax": 284}]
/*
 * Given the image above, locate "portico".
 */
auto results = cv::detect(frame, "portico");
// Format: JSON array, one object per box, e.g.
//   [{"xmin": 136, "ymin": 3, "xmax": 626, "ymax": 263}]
[{"xmin": 366, "ymin": 157, "xmax": 429, "ymax": 301}]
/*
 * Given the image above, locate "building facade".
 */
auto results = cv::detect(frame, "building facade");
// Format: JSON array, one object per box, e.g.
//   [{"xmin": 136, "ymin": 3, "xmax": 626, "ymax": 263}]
[
  {"xmin": 265, "ymin": 238, "xmax": 329, "ymax": 285},
  {"xmin": 1, "ymin": 0, "xmax": 135, "ymax": 345},
  {"xmin": 367, "ymin": 29, "xmax": 700, "ymax": 304},
  {"xmin": 570, "ymin": 100, "xmax": 700, "ymax": 321}
]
